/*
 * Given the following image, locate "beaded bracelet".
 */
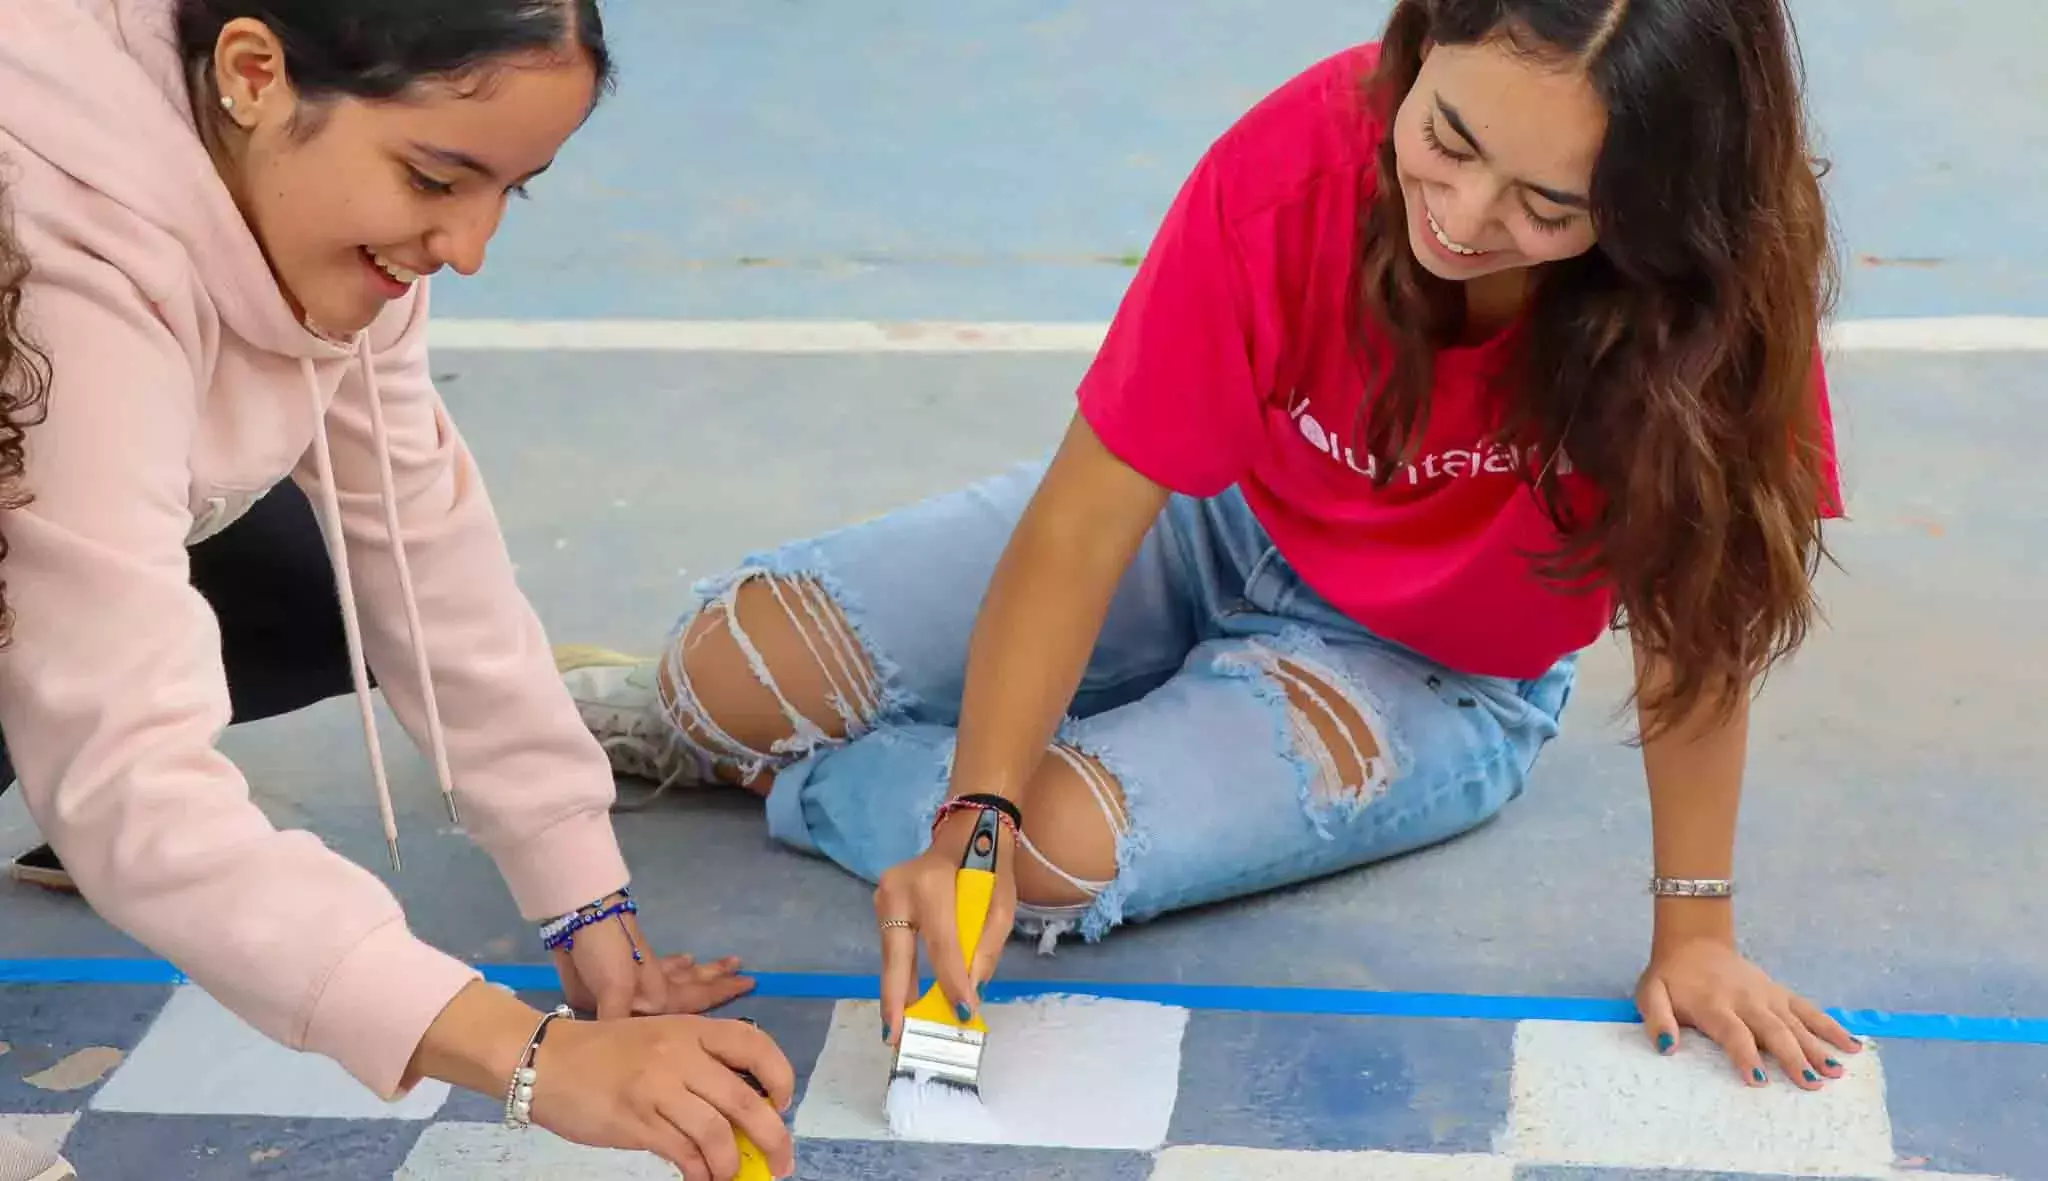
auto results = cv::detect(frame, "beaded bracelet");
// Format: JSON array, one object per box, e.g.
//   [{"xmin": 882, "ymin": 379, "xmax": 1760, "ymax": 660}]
[
  {"xmin": 539, "ymin": 888, "xmax": 643, "ymax": 961},
  {"xmin": 503, "ymin": 1004, "xmax": 572, "ymax": 1130}
]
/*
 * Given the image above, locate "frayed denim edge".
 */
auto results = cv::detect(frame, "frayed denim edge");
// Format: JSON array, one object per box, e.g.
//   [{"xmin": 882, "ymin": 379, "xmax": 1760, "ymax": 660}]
[
  {"xmin": 686, "ymin": 548, "xmax": 923, "ymax": 725},
  {"xmin": 1211, "ymin": 624, "xmax": 1414, "ymax": 840},
  {"xmin": 1045, "ymin": 718, "xmax": 1152, "ymax": 944}
]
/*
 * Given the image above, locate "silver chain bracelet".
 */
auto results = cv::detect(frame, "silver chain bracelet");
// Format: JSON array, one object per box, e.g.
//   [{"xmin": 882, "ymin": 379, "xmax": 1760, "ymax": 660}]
[
  {"xmin": 503, "ymin": 1004, "xmax": 573, "ymax": 1130},
  {"xmin": 1650, "ymin": 876, "xmax": 1734, "ymax": 897}
]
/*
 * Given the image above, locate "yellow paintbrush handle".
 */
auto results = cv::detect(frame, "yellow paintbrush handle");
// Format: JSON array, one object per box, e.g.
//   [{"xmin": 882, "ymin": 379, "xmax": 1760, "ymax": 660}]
[
  {"xmin": 733, "ymin": 1130, "xmax": 773, "ymax": 1181},
  {"xmin": 952, "ymin": 865, "xmax": 995, "ymax": 977},
  {"xmin": 902, "ymin": 864, "xmax": 997, "ymax": 1031}
]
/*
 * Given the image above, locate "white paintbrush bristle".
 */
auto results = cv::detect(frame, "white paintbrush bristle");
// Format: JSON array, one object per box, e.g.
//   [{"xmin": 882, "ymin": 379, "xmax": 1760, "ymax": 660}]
[{"xmin": 884, "ymin": 1073, "xmax": 1004, "ymax": 1143}]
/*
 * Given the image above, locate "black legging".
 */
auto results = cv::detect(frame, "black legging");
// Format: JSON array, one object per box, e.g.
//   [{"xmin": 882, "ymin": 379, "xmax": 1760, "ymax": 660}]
[{"xmin": 0, "ymin": 480, "xmax": 362, "ymax": 789}]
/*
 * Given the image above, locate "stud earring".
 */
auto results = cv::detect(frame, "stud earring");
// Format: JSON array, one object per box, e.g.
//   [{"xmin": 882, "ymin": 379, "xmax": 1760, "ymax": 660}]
[{"xmin": 220, "ymin": 95, "xmax": 235, "ymax": 112}]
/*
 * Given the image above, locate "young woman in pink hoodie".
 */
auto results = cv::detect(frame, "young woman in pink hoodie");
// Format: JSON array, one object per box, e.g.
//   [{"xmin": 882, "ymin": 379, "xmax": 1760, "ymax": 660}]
[{"xmin": 0, "ymin": 3, "xmax": 795, "ymax": 1178}]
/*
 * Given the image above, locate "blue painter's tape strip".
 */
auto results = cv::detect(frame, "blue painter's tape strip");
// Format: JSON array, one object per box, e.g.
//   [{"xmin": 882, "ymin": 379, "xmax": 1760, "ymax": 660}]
[
  {"xmin": 3, "ymin": 958, "xmax": 2043, "ymax": 1045},
  {"xmin": 0, "ymin": 958, "xmax": 188, "ymax": 986}
]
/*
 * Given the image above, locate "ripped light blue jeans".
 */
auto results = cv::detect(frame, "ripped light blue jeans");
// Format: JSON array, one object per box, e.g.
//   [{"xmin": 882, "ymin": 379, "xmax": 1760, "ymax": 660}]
[{"xmin": 663, "ymin": 461, "xmax": 1577, "ymax": 951}]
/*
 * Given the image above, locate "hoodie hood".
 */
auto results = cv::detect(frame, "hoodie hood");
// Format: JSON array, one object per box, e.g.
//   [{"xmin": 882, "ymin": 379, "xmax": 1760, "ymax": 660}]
[
  {"xmin": 0, "ymin": 0, "xmax": 460, "ymax": 868},
  {"xmin": 0, "ymin": 0, "xmax": 347, "ymax": 361}
]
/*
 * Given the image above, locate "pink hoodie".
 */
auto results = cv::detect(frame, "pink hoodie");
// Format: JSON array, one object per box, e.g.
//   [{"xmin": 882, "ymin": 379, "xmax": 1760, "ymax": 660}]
[{"xmin": 0, "ymin": 0, "xmax": 629, "ymax": 1098}]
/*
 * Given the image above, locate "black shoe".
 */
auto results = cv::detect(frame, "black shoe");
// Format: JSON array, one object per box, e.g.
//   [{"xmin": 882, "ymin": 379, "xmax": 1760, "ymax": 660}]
[{"xmin": 9, "ymin": 843, "xmax": 74, "ymax": 893}]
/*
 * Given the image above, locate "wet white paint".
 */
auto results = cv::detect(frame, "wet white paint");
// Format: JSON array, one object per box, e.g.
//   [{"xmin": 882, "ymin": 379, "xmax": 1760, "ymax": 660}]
[
  {"xmin": 795, "ymin": 994, "xmax": 1188, "ymax": 1150},
  {"xmin": 1504, "ymin": 1019, "xmax": 1894, "ymax": 1175},
  {"xmin": 1151, "ymin": 1147, "xmax": 1514, "ymax": 1179},
  {"xmin": 88, "ymin": 985, "xmax": 450, "ymax": 1120}
]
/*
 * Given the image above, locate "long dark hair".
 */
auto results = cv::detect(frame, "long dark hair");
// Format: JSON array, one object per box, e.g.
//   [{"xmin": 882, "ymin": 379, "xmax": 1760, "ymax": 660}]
[
  {"xmin": 174, "ymin": 0, "xmax": 616, "ymax": 132},
  {"xmin": 0, "ymin": 183, "xmax": 53, "ymax": 648},
  {"xmin": 1356, "ymin": 0, "xmax": 1837, "ymax": 733}
]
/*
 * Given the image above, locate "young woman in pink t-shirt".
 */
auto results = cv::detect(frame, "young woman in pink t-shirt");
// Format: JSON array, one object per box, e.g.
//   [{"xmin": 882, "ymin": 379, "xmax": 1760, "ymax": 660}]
[{"xmin": 572, "ymin": 0, "xmax": 1857, "ymax": 1088}]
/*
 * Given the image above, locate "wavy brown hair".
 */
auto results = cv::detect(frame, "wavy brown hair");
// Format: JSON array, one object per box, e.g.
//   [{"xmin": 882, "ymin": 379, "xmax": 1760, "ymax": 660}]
[
  {"xmin": 1355, "ymin": 0, "xmax": 1838, "ymax": 735},
  {"xmin": 0, "ymin": 181, "xmax": 52, "ymax": 648}
]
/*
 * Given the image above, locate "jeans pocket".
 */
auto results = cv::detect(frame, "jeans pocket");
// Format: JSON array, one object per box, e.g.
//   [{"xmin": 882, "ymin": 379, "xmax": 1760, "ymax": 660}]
[{"xmin": 1238, "ymin": 545, "xmax": 1297, "ymax": 616}]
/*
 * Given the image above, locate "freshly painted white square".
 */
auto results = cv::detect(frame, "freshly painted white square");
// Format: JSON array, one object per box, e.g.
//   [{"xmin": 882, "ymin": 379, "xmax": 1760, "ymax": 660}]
[
  {"xmin": 1504, "ymin": 1019, "xmax": 1893, "ymax": 1175},
  {"xmin": 395, "ymin": 1122, "xmax": 679, "ymax": 1179},
  {"xmin": 0, "ymin": 1114, "xmax": 79, "ymax": 1158},
  {"xmin": 1150, "ymin": 1146, "xmax": 1515, "ymax": 1179},
  {"xmin": 794, "ymin": 994, "xmax": 1188, "ymax": 1150},
  {"xmin": 88, "ymin": 984, "xmax": 450, "ymax": 1120}
]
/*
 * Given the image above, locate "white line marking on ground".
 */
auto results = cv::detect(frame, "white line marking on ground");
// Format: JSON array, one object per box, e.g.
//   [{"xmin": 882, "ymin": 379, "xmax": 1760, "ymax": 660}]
[
  {"xmin": 428, "ymin": 316, "xmax": 2048, "ymax": 354},
  {"xmin": 793, "ymin": 995, "xmax": 1188, "ymax": 1150},
  {"xmin": 1504, "ymin": 1019, "xmax": 1893, "ymax": 1175},
  {"xmin": 429, "ymin": 319, "xmax": 1109, "ymax": 353}
]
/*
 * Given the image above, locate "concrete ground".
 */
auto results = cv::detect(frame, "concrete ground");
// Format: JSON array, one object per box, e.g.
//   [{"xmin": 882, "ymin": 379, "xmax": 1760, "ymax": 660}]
[{"xmin": 1, "ymin": 1, "xmax": 2043, "ymax": 1176}]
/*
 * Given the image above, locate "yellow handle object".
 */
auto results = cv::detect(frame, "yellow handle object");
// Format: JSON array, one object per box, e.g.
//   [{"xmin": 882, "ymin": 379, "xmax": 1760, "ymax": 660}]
[
  {"xmin": 901, "ymin": 805, "xmax": 1005, "ymax": 1034},
  {"xmin": 902, "ymin": 865, "xmax": 996, "ymax": 1033},
  {"xmin": 730, "ymin": 1051, "xmax": 777, "ymax": 1180},
  {"xmin": 733, "ymin": 1130, "xmax": 773, "ymax": 1181}
]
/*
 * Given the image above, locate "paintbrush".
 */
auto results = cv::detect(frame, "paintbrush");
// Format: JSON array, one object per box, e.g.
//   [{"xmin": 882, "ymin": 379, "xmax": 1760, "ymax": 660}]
[{"xmin": 884, "ymin": 806, "xmax": 1006, "ymax": 1141}]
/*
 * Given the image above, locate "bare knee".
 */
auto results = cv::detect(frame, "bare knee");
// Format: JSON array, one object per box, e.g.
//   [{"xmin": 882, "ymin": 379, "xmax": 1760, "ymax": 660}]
[
  {"xmin": 1013, "ymin": 745, "xmax": 1129, "ymax": 909},
  {"xmin": 659, "ymin": 572, "xmax": 884, "ymax": 773},
  {"xmin": 1270, "ymin": 655, "xmax": 1392, "ymax": 804}
]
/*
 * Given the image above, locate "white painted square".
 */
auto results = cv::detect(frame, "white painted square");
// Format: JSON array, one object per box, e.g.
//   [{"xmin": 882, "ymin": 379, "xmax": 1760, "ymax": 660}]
[
  {"xmin": 89, "ymin": 984, "xmax": 450, "ymax": 1119},
  {"xmin": 0, "ymin": 1114, "xmax": 79, "ymax": 1158},
  {"xmin": 794, "ymin": 994, "xmax": 1188, "ymax": 1150},
  {"xmin": 395, "ymin": 1122, "xmax": 679, "ymax": 1179},
  {"xmin": 1151, "ymin": 1146, "xmax": 1515, "ymax": 1179},
  {"xmin": 1504, "ymin": 1019, "xmax": 1893, "ymax": 1175}
]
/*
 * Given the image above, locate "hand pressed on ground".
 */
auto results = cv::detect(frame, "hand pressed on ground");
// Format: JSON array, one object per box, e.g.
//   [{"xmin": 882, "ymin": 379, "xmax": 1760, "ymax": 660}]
[{"xmin": 1637, "ymin": 936, "xmax": 1862, "ymax": 1090}]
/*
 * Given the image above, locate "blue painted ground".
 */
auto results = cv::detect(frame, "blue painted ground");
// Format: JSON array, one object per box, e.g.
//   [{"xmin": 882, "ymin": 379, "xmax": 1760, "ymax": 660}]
[
  {"xmin": 2, "ymin": 1, "xmax": 2043, "ymax": 1176},
  {"xmin": 431, "ymin": 0, "xmax": 2048, "ymax": 322}
]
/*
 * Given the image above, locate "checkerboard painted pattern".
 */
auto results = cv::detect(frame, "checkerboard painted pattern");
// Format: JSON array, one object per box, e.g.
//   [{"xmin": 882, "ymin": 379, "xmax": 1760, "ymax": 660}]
[{"xmin": 0, "ymin": 981, "xmax": 2036, "ymax": 1179}]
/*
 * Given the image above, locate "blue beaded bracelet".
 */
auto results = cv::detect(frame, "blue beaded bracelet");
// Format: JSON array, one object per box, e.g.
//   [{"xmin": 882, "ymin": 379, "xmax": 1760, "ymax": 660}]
[{"xmin": 540, "ymin": 890, "xmax": 642, "ymax": 960}]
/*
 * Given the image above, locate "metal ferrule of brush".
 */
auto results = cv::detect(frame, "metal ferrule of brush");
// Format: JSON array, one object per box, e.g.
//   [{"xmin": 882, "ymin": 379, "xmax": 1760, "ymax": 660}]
[
  {"xmin": 893, "ymin": 1015, "xmax": 986, "ymax": 1087},
  {"xmin": 889, "ymin": 803, "xmax": 1007, "ymax": 1092}
]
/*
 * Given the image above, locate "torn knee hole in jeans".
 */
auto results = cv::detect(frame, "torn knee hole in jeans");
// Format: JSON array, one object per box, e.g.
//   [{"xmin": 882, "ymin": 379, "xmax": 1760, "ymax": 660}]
[
  {"xmin": 657, "ymin": 568, "xmax": 889, "ymax": 782},
  {"xmin": 1251, "ymin": 648, "xmax": 1397, "ymax": 807},
  {"xmin": 1014, "ymin": 744, "xmax": 1130, "ymax": 954}
]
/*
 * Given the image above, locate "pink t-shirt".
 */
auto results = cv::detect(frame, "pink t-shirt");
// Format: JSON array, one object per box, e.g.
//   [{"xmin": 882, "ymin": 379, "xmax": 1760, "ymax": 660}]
[{"xmin": 1077, "ymin": 44, "xmax": 1843, "ymax": 680}]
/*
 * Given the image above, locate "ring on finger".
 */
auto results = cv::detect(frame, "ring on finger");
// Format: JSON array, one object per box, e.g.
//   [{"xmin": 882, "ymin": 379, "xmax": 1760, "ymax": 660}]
[{"xmin": 879, "ymin": 918, "xmax": 915, "ymax": 933}]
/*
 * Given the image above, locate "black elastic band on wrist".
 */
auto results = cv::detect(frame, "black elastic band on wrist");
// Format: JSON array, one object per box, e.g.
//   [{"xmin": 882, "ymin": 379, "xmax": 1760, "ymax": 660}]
[{"xmin": 953, "ymin": 791, "xmax": 1024, "ymax": 831}]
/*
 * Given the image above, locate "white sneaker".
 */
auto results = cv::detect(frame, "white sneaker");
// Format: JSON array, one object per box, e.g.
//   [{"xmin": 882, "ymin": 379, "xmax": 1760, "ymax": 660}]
[
  {"xmin": 0, "ymin": 1131, "xmax": 74, "ymax": 1181},
  {"xmin": 555, "ymin": 644, "xmax": 708, "ymax": 804}
]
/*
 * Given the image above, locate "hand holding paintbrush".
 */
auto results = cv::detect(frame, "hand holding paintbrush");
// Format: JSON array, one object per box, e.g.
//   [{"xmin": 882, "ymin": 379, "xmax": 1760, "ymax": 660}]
[
  {"xmin": 876, "ymin": 796, "xmax": 1022, "ymax": 1045},
  {"xmin": 874, "ymin": 797, "xmax": 1023, "ymax": 1136}
]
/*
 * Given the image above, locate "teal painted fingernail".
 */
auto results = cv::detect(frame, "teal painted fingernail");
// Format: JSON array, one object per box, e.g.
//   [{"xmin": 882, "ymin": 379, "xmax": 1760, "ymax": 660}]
[
  {"xmin": 956, "ymin": 1002, "xmax": 973, "ymax": 1022},
  {"xmin": 1826, "ymin": 1058, "xmax": 1842, "ymax": 1069},
  {"xmin": 1752, "ymin": 1068, "xmax": 1767, "ymax": 1083},
  {"xmin": 1803, "ymin": 1069, "xmax": 1820, "ymax": 1083},
  {"xmin": 1656, "ymin": 1033, "xmax": 1675, "ymax": 1054},
  {"xmin": 882, "ymin": 1022, "xmax": 891, "ymax": 1042}
]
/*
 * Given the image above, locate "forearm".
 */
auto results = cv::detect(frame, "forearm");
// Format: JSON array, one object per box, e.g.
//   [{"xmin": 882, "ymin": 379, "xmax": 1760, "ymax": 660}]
[
  {"xmin": 409, "ymin": 980, "xmax": 548, "ymax": 1098},
  {"xmin": 947, "ymin": 418, "xmax": 1167, "ymax": 809},
  {"xmin": 1634, "ymin": 640, "xmax": 1750, "ymax": 950}
]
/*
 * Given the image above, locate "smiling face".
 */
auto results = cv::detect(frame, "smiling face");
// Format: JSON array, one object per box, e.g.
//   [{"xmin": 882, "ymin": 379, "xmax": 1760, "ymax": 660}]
[
  {"xmin": 1389, "ymin": 37, "xmax": 1608, "ymax": 283},
  {"xmin": 207, "ymin": 20, "xmax": 597, "ymax": 337}
]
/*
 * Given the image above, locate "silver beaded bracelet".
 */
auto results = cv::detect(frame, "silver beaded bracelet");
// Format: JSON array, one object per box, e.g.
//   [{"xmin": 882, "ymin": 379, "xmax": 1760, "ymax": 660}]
[
  {"xmin": 503, "ymin": 1004, "xmax": 573, "ymax": 1130},
  {"xmin": 1650, "ymin": 876, "xmax": 1734, "ymax": 897}
]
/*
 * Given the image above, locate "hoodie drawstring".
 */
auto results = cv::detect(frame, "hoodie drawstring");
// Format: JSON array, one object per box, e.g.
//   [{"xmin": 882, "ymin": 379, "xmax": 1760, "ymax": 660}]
[{"xmin": 299, "ymin": 340, "xmax": 460, "ymax": 872}]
